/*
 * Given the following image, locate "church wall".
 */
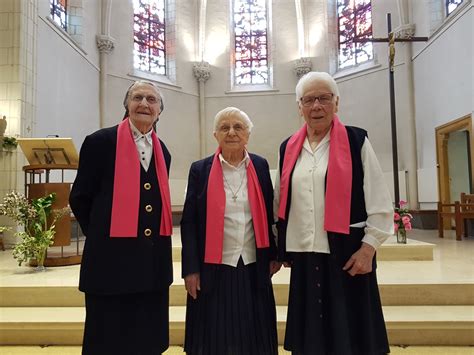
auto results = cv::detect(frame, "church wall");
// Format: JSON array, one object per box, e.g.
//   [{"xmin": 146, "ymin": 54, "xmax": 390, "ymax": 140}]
[
  {"xmin": 104, "ymin": 1, "xmax": 200, "ymax": 178},
  {"xmin": 35, "ymin": 0, "xmax": 101, "ymax": 146},
  {"xmin": 412, "ymin": 4, "xmax": 472, "ymax": 204}
]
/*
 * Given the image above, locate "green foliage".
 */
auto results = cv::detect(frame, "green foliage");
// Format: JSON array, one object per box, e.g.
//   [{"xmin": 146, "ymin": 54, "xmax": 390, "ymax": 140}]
[
  {"xmin": 0, "ymin": 192, "xmax": 69, "ymax": 266},
  {"xmin": 2, "ymin": 136, "xmax": 18, "ymax": 150}
]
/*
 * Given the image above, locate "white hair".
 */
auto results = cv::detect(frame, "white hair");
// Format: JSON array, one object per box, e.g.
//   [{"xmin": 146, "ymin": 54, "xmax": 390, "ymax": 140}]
[
  {"xmin": 213, "ymin": 107, "xmax": 254, "ymax": 132},
  {"xmin": 295, "ymin": 71, "xmax": 340, "ymax": 102},
  {"xmin": 124, "ymin": 80, "xmax": 164, "ymax": 111}
]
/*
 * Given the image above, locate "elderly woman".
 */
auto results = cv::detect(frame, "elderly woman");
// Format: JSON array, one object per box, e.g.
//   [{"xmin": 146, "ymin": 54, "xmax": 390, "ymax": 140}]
[
  {"xmin": 70, "ymin": 80, "xmax": 173, "ymax": 355},
  {"xmin": 181, "ymin": 107, "xmax": 280, "ymax": 355},
  {"xmin": 274, "ymin": 72, "xmax": 393, "ymax": 355}
]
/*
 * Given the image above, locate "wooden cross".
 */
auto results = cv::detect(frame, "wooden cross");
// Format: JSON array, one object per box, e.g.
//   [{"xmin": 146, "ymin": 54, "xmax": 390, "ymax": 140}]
[{"xmin": 355, "ymin": 13, "xmax": 428, "ymax": 208}]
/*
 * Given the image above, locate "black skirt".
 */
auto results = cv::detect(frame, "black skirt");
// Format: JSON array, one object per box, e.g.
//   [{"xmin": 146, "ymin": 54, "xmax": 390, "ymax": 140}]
[
  {"xmin": 184, "ymin": 259, "xmax": 278, "ymax": 355},
  {"xmin": 284, "ymin": 252, "xmax": 389, "ymax": 355},
  {"xmin": 82, "ymin": 289, "xmax": 169, "ymax": 355}
]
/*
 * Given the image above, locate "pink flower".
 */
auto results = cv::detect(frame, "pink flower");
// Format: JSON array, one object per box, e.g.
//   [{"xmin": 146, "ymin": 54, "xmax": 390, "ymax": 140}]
[
  {"xmin": 404, "ymin": 222, "xmax": 412, "ymax": 231},
  {"xmin": 394, "ymin": 223, "xmax": 399, "ymax": 232},
  {"xmin": 402, "ymin": 216, "xmax": 411, "ymax": 224},
  {"xmin": 399, "ymin": 200, "xmax": 407, "ymax": 208},
  {"xmin": 394, "ymin": 212, "xmax": 401, "ymax": 221}
]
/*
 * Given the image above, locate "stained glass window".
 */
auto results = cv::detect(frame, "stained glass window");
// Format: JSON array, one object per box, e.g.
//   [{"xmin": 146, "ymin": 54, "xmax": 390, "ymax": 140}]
[
  {"xmin": 233, "ymin": 0, "xmax": 268, "ymax": 85},
  {"xmin": 133, "ymin": 0, "xmax": 166, "ymax": 75},
  {"xmin": 50, "ymin": 0, "xmax": 67, "ymax": 31},
  {"xmin": 337, "ymin": 0, "xmax": 373, "ymax": 69},
  {"xmin": 446, "ymin": 0, "xmax": 463, "ymax": 16}
]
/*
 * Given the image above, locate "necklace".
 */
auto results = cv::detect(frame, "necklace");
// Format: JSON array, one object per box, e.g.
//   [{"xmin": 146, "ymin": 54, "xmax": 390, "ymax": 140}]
[{"xmin": 223, "ymin": 171, "xmax": 246, "ymax": 201}]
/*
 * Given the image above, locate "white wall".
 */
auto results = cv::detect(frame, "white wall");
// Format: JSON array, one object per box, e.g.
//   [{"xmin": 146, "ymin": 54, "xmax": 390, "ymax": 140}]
[
  {"xmin": 413, "ymin": 4, "xmax": 473, "ymax": 204},
  {"xmin": 35, "ymin": 0, "xmax": 101, "ymax": 149}
]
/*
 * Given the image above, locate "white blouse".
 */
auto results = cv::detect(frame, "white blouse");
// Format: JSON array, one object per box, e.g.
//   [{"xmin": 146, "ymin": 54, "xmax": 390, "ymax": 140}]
[
  {"xmin": 273, "ymin": 132, "xmax": 394, "ymax": 252},
  {"xmin": 219, "ymin": 152, "xmax": 257, "ymax": 267},
  {"xmin": 129, "ymin": 120, "xmax": 153, "ymax": 171}
]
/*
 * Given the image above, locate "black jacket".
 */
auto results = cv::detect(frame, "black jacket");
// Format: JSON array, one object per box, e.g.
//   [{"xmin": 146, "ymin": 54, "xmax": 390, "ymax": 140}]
[
  {"xmin": 180, "ymin": 153, "xmax": 277, "ymax": 291},
  {"xmin": 70, "ymin": 125, "xmax": 173, "ymax": 295}
]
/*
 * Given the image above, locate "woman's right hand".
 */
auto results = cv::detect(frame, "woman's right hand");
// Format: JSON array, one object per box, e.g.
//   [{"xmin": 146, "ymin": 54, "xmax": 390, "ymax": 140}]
[{"xmin": 184, "ymin": 273, "xmax": 201, "ymax": 299}]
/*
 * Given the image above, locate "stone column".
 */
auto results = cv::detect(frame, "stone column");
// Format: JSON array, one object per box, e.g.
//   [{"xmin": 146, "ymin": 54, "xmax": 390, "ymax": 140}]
[
  {"xmin": 193, "ymin": 61, "xmax": 211, "ymax": 158},
  {"xmin": 96, "ymin": 35, "xmax": 115, "ymax": 128},
  {"xmin": 96, "ymin": 0, "xmax": 115, "ymax": 128},
  {"xmin": 395, "ymin": 0, "xmax": 419, "ymax": 209}
]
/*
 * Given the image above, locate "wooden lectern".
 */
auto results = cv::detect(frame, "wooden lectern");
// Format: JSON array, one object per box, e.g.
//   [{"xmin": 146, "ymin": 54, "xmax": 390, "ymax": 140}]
[{"xmin": 17, "ymin": 138, "xmax": 81, "ymax": 266}]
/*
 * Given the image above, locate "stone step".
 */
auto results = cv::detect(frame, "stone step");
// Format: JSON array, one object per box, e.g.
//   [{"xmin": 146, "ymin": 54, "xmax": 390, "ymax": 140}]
[
  {"xmin": 0, "ymin": 305, "xmax": 472, "ymax": 346},
  {"xmin": 171, "ymin": 234, "xmax": 435, "ymax": 262},
  {"xmin": 1, "ymin": 281, "xmax": 472, "ymax": 307}
]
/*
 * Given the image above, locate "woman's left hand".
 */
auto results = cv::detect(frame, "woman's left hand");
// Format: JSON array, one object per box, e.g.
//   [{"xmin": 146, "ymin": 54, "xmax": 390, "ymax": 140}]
[
  {"xmin": 342, "ymin": 243, "xmax": 376, "ymax": 276},
  {"xmin": 269, "ymin": 260, "xmax": 282, "ymax": 277}
]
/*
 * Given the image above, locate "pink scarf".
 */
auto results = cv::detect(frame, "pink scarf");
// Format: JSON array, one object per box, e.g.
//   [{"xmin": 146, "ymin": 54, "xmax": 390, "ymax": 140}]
[
  {"xmin": 205, "ymin": 149, "xmax": 270, "ymax": 264},
  {"xmin": 278, "ymin": 115, "xmax": 352, "ymax": 234},
  {"xmin": 110, "ymin": 118, "xmax": 172, "ymax": 237}
]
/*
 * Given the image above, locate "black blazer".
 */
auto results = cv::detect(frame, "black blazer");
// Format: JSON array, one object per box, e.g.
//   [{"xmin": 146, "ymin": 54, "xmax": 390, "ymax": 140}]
[
  {"xmin": 180, "ymin": 153, "xmax": 276, "ymax": 291},
  {"xmin": 70, "ymin": 125, "xmax": 173, "ymax": 295}
]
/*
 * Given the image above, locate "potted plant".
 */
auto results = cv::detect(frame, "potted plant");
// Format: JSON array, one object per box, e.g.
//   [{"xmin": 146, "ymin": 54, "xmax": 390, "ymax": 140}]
[
  {"xmin": 2, "ymin": 136, "xmax": 18, "ymax": 151},
  {"xmin": 394, "ymin": 200, "xmax": 413, "ymax": 244},
  {"xmin": 0, "ymin": 191, "xmax": 69, "ymax": 271}
]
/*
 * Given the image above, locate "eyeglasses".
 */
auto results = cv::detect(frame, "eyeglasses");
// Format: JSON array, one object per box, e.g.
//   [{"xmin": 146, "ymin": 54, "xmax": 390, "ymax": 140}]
[
  {"xmin": 218, "ymin": 123, "xmax": 248, "ymax": 133},
  {"xmin": 131, "ymin": 94, "xmax": 160, "ymax": 104},
  {"xmin": 300, "ymin": 93, "xmax": 334, "ymax": 107}
]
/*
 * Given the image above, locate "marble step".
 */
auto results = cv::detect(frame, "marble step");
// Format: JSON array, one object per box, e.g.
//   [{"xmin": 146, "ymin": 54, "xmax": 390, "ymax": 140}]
[
  {"xmin": 1, "ymin": 281, "xmax": 473, "ymax": 307},
  {"xmin": 0, "ymin": 305, "xmax": 472, "ymax": 346},
  {"xmin": 170, "ymin": 235, "xmax": 435, "ymax": 262}
]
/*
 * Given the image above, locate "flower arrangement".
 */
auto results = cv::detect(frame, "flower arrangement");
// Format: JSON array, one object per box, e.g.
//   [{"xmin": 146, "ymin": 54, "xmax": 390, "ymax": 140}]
[
  {"xmin": 394, "ymin": 200, "xmax": 412, "ymax": 243},
  {"xmin": 2, "ymin": 136, "xmax": 18, "ymax": 151},
  {"xmin": 0, "ymin": 191, "xmax": 69, "ymax": 269}
]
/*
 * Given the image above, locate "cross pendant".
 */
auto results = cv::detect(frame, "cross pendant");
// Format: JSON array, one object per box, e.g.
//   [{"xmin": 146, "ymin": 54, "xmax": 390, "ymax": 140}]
[{"xmin": 232, "ymin": 195, "xmax": 238, "ymax": 202}]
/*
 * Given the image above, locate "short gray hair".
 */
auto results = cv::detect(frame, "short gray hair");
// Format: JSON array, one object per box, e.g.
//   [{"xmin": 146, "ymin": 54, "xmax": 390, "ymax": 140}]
[
  {"xmin": 295, "ymin": 72, "xmax": 340, "ymax": 103},
  {"xmin": 213, "ymin": 107, "xmax": 254, "ymax": 132},
  {"xmin": 123, "ymin": 80, "xmax": 164, "ymax": 112}
]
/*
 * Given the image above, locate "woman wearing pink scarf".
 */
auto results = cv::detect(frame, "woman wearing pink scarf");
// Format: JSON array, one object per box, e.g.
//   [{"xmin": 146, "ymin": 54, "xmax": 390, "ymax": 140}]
[
  {"xmin": 181, "ymin": 107, "xmax": 280, "ymax": 355},
  {"xmin": 70, "ymin": 80, "xmax": 172, "ymax": 354},
  {"xmin": 275, "ymin": 72, "xmax": 393, "ymax": 355}
]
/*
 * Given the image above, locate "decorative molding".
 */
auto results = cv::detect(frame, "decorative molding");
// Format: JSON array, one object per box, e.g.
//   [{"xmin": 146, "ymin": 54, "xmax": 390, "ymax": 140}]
[
  {"xmin": 193, "ymin": 61, "xmax": 211, "ymax": 83},
  {"xmin": 96, "ymin": 35, "xmax": 115, "ymax": 54},
  {"xmin": 293, "ymin": 57, "xmax": 312, "ymax": 78},
  {"xmin": 394, "ymin": 24, "xmax": 416, "ymax": 39}
]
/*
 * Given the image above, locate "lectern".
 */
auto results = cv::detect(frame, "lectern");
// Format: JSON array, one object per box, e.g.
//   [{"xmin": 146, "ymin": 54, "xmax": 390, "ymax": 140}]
[{"xmin": 17, "ymin": 138, "xmax": 81, "ymax": 266}]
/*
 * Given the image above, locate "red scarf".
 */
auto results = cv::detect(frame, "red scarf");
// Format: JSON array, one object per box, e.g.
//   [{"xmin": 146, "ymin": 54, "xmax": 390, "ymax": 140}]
[
  {"xmin": 110, "ymin": 118, "xmax": 172, "ymax": 237},
  {"xmin": 205, "ymin": 149, "xmax": 270, "ymax": 264},
  {"xmin": 278, "ymin": 115, "xmax": 352, "ymax": 234}
]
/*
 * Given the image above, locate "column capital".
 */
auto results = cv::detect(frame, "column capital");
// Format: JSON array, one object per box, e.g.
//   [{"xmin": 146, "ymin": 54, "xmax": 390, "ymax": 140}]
[
  {"xmin": 394, "ymin": 24, "xmax": 416, "ymax": 39},
  {"xmin": 193, "ymin": 61, "xmax": 211, "ymax": 83},
  {"xmin": 96, "ymin": 35, "xmax": 115, "ymax": 54},
  {"xmin": 293, "ymin": 57, "xmax": 312, "ymax": 78}
]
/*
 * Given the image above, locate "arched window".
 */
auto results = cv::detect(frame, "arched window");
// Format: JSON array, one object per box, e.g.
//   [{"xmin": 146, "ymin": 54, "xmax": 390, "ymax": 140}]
[
  {"xmin": 133, "ymin": 0, "xmax": 166, "ymax": 76},
  {"xmin": 49, "ymin": 0, "xmax": 83, "ymax": 45},
  {"xmin": 446, "ymin": 0, "xmax": 464, "ymax": 16},
  {"xmin": 232, "ymin": 0, "xmax": 269, "ymax": 85},
  {"xmin": 337, "ymin": 0, "xmax": 373, "ymax": 69},
  {"xmin": 50, "ymin": 0, "xmax": 67, "ymax": 31}
]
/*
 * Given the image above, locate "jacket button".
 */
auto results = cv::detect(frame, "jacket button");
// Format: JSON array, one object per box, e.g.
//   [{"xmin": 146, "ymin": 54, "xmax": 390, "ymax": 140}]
[
  {"xmin": 144, "ymin": 228, "xmax": 152, "ymax": 237},
  {"xmin": 144, "ymin": 183, "xmax": 151, "ymax": 190},
  {"xmin": 145, "ymin": 205, "xmax": 153, "ymax": 212}
]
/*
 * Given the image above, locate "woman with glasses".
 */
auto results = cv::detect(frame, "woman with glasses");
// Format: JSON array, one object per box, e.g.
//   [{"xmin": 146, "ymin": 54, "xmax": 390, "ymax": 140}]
[
  {"xmin": 274, "ymin": 72, "xmax": 393, "ymax": 355},
  {"xmin": 70, "ymin": 80, "xmax": 173, "ymax": 354},
  {"xmin": 181, "ymin": 107, "xmax": 280, "ymax": 355}
]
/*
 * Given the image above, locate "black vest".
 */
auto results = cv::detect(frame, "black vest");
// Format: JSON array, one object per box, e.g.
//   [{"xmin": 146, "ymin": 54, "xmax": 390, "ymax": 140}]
[{"xmin": 277, "ymin": 126, "xmax": 368, "ymax": 262}]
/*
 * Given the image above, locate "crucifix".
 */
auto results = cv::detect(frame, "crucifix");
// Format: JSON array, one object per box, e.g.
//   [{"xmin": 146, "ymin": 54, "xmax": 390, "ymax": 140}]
[{"xmin": 355, "ymin": 13, "xmax": 428, "ymax": 208}]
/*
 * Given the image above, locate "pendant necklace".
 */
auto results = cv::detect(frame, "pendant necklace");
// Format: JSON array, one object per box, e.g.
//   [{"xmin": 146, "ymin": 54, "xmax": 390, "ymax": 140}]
[{"xmin": 223, "ymin": 171, "xmax": 245, "ymax": 202}]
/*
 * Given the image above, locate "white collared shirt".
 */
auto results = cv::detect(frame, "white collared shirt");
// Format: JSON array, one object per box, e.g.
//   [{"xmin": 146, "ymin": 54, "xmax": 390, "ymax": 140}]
[
  {"xmin": 129, "ymin": 120, "xmax": 153, "ymax": 171},
  {"xmin": 274, "ymin": 133, "xmax": 394, "ymax": 252},
  {"xmin": 219, "ymin": 152, "xmax": 257, "ymax": 267}
]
